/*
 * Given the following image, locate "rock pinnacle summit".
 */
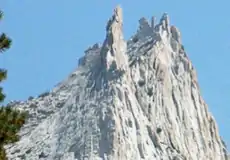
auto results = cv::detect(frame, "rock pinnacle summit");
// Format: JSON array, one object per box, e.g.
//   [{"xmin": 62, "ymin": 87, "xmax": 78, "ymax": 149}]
[{"xmin": 4, "ymin": 5, "xmax": 229, "ymax": 160}]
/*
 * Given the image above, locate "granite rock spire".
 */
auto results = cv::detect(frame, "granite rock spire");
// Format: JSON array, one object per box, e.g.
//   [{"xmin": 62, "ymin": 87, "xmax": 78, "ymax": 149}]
[{"xmin": 3, "ymin": 5, "xmax": 229, "ymax": 160}]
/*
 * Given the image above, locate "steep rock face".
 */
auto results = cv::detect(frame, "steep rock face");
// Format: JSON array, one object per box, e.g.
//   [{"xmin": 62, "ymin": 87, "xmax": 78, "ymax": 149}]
[{"xmin": 4, "ymin": 5, "xmax": 229, "ymax": 160}]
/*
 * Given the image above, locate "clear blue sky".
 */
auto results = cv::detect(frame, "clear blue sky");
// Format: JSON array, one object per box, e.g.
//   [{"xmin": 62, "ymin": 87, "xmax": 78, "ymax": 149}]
[{"xmin": 1, "ymin": 0, "xmax": 230, "ymax": 149}]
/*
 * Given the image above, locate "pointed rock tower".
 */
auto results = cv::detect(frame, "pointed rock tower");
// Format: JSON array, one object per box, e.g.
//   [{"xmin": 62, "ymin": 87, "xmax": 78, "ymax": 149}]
[{"xmin": 4, "ymin": 5, "xmax": 229, "ymax": 160}]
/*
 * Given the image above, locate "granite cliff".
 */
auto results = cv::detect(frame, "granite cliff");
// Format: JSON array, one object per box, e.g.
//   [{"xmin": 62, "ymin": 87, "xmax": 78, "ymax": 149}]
[{"xmin": 4, "ymin": 5, "xmax": 229, "ymax": 160}]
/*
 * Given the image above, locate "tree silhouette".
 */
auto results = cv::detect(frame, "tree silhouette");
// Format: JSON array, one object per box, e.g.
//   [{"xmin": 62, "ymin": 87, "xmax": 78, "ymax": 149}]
[
  {"xmin": 0, "ymin": 10, "xmax": 11, "ymax": 103},
  {"xmin": 0, "ymin": 9, "xmax": 27, "ymax": 160}
]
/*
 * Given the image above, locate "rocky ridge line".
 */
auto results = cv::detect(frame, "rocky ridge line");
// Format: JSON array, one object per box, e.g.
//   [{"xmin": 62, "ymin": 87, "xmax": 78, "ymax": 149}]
[{"xmin": 4, "ymin": 5, "xmax": 229, "ymax": 160}]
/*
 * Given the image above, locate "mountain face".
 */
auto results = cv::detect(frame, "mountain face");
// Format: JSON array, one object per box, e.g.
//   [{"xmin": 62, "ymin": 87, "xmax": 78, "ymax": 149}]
[{"xmin": 4, "ymin": 6, "xmax": 229, "ymax": 160}]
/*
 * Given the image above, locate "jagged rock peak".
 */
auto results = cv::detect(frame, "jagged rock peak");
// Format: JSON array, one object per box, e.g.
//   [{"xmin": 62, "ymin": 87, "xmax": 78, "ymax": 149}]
[
  {"xmin": 151, "ymin": 16, "xmax": 156, "ymax": 30},
  {"xmin": 134, "ymin": 13, "xmax": 176, "ymax": 42},
  {"xmin": 106, "ymin": 5, "xmax": 123, "ymax": 32},
  {"xmin": 4, "ymin": 5, "xmax": 229, "ymax": 160},
  {"xmin": 78, "ymin": 43, "xmax": 101, "ymax": 67},
  {"xmin": 113, "ymin": 5, "xmax": 123, "ymax": 24},
  {"xmin": 101, "ymin": 5, "xmax": 128, "ymax": 72},
  {"xmin": 160, "ymin": 13, "xmax": 170, "ymax": 25},
  {"xmin": 153, "ymin": 12, "xmax": 170, "ymax": 34},
  {"xmin": 170, "ymin": 26, "xmax": 181, "ymax": 44},
  {"xmin": 139, "ymin": 17, "xmax": 151, "ymax": 30},
  {"xmin": 85, "ymin": 43, "xmax": 100, "ymax": 53}
]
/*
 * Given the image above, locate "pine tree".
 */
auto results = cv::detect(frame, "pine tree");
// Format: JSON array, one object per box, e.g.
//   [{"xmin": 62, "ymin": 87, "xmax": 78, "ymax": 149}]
[
  {"xmin": 0, "ymin": 9, "xmax": 27, "ymax": 160},
  {"xmin": 0, "ymin": 10, "xmax": 11, "ymax": 103},
  {"xmin": 0, "ymin": 9, "xmax": 11, "ymax": 160}
]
